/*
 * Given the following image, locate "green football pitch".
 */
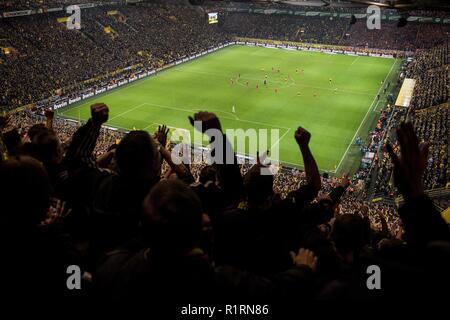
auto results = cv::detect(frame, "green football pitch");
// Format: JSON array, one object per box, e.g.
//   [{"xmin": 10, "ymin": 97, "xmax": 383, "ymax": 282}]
[{"xmin": 59, "ymin": 45, "xmax": 400, "ymax": 174}]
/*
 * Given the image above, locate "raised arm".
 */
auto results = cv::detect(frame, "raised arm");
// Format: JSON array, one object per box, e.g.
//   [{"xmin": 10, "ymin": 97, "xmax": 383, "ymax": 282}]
[
  {"xmin": 155, "ymin": 125, "xmax": 193, "ymax": 183},
  {"xmin": 329, "ymin": 175, "xmax": 351, "ymax": 204},
  {"xmin": 64, "ymin": 103, "xmax": 109, "ymax": 169},
  {"xmin": 189, "ymin": 111, "xmax": 243, "ymax": 205},
  {"xmin": 44, "ymin": 108, "xmax": 54, "ymax": 130},
  {"xmin": 295, "ymin": 127, "xmax": 321, "ymax": 193}
]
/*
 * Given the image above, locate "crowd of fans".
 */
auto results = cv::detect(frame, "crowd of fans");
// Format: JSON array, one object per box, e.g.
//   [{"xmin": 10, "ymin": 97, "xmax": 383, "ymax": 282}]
[
  {"xmin": 2, "ymin": 103, "xmax": 449, "ymax": 307},
  {"xmin": 407, "ymin": 42, "xmax": 449, "ymax": 110},
  {"xmin": 3, "ymin": 110, "xmax": 123, "ymax": 158},
  {"xmin": 2, "ymin": 3, "xmax": 450, "ymax": 111},
  {"xmin": 410, "ymin": 67, "xmax": 448, "ymax": 110},
  {"xmin": 220, "ymin": 13, "xmax": 349, "ymax": 45},
  {"xmin": 0, "ymin": 0, "xmax": 101, "ymax": 10},
  {"xmin": 0, "ymin": 1, "xmax": 449, "ymax": 306},
  {"xmin": 220, "ymin": 11, "xmax": 450, "ymax": 51},
  {"xmin": 413, "ymin": 105, "xmax": 449, "ymax": 189},
  {"xmin": 0, "ymin": 3, "xmax": 226, "ymax": 110},
  {"xmin": 372, "ymin": 108, "xmax": 408, "ymax": 196},
  {"xmin": 372, "ymin": 105, "xmax": 449, "ymax": 195},
  {"xmin": 372, "ymin": 42, "xmax": 449, "ymax": 195},
  {"xmin": 206, "ymin": 1, "xmax": 389, "ymax": 14},
  {"xmin": 3, "ymin": 109, "xmax": 396, "ymax": 223},
  {"xmin": 340, "ymin": 21, "xmax": 449, "ymax": 51}
]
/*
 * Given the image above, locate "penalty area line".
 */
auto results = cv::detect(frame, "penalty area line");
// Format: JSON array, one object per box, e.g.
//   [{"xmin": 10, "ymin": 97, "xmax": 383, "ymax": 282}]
[{"xmin": 142, "ymin": 102, "xmax": 290, "ymax": 129}]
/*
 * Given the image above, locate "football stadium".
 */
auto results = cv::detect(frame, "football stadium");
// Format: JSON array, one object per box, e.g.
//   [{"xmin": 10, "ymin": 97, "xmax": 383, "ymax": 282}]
[{"xmin": 0, "ymin": 0, "xmax": 449, "ymax": 310}]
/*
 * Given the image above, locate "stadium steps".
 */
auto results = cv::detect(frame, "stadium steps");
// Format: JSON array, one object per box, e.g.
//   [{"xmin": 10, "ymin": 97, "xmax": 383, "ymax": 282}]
[
  {"xmin": 192, "ymin": 4, "xmax": 205, "ymax": 15},
  {"xmin": 80, "ymin": 20, "xmax": 117, "ymax": 54},
  {"xmin": 79, "ymin": 30, "xmax": 111, "ymax": 54},
  {"xmin": 366, "ymin": 168, "xmax": 379, "ymax": 200},
  {"xmin": 95, "ymin": 20, "xmax": 106, "ymax": 30}
]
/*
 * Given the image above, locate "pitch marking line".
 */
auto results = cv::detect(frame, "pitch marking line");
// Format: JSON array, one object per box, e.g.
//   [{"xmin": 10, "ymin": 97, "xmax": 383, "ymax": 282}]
[
  {"xmin": 270, "ymin": 127, "xmax": 292, "ymax": 150},
  {"xmin": 142, "ymin": 103, "xmax": 292, "ymax": 153},
  {"xmin": 350, "ymin": 56, "xmax": 359, "ymax": 66},
  {"xmin": 107, "ymin": 102, "xmax": 293, "ymax": 148},
  {"xmin": 333, "ymin": 59, "xmax": 398, "ymax": 174},
  {"xmin": 107, "ymin": 103, "xmax": 148, "ymax": 122},
  {"xmin": 141, "ymin": 102, "xmax": 291, "ymax": 130},
  {"xmin": 141, "ymin": 122, "xmax": 189, "ymax": 133},
  {"xmin": 199, "ymin": 108, "xmax": 240, "ymax": 120}
]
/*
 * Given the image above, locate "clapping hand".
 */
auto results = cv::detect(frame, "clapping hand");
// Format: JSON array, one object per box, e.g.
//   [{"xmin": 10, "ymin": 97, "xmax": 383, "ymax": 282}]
[{"xmin": 154, "ymin": 124, "xmax": 170, "ymax": 147}]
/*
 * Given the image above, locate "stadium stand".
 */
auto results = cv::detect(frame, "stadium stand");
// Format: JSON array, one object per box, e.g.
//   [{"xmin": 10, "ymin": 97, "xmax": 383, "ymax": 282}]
[
  {"xmin": 0, "ymin": 4, "xmax": 226, "ymax": 110},
  {"xmin": 372, "ymin": 41, "xmax": 449, "ymax": 196},
  {"xmin": 219, "ymin": 12, "xmax": 349, "ymax": 45}
]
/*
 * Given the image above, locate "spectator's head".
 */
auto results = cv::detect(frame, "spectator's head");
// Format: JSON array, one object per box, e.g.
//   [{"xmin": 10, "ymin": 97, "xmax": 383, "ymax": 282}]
[
  {"xmin": 115, "ymin": 130, "xmax": 161, "ymax": 181},
  {"xmin": 107, "ymin": 143, "xmax": 118, "ymax": 152},
  {"xmin": 303, "ymin": 197, "xmax": 335, "ymax": 225},
  {"xmin": 28, "ymin": 129, "xmax": 62, "ymax": 165},
  {"xmin": 331, "ymin": 214, "xmax": 368, "ymax": 261},
  {"xmin": 199, "ymin": 165, "xmax": 216, "ymax": 184},
  {"xmin": 142, "ymin": 179, "xmax": 203, "ymax": 256},
  {"xmin": 0, "ymin": 156, "xmax": 51, "ymax": 230},
  {"xmin": 28, "ymin": 124, "xmax": 48, "ymax": 141},
  {"xmin": 243, "ymin": 164, "xmax": 274, "ymax": 206},
  {"xmin": 3, "ymin": 129, "xmax": 22, "ymax": 156}
]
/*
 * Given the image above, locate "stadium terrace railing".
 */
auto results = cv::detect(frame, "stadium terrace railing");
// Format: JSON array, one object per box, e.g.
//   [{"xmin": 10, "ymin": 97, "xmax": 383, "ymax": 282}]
[{"xmin": 395, "ymin": 187, "xmax": 450, "ymax": 212}]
